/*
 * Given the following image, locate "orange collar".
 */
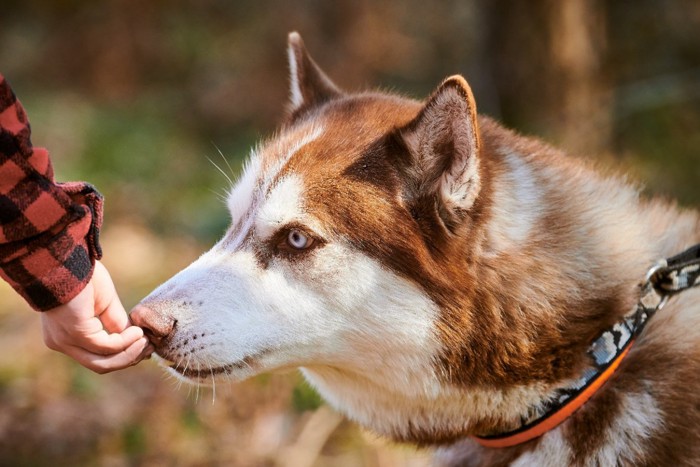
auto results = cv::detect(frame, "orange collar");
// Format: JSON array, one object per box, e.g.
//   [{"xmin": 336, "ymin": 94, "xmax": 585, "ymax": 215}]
[{"xmin": 471, "ymin": 343, "xmax": 632, "ymax": 448}]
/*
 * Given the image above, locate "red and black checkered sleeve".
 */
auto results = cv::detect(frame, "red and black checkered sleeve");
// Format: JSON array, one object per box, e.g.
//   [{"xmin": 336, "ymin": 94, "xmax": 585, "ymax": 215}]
[{"xmin": 0, "ymin": 74, "xmax": 104, "ymax": 311}]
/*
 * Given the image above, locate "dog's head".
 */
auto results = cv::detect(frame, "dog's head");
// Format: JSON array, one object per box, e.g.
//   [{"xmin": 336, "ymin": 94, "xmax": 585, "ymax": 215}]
[
  {"xmin": 131, "ymin": 33, "xmax": 550, "ymax": 441},
  {"xmin": 132, "ymin": 31, "xmax": 482, "ymax": 380}
]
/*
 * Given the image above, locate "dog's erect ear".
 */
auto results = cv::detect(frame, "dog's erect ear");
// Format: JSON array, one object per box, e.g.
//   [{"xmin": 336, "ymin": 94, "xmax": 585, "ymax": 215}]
[
  {"xmin": 398, "ymin": 75, "xmax": 481, "ymax": 232},
  {"xmin": 287, "ymin": 32, "xmax": 343, "ymax": 115}
]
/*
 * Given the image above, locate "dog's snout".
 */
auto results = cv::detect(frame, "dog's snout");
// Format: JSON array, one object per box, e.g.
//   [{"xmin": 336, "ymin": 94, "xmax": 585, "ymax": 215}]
[{"xmin": 130, "ymin": 304, "xmax": 175, "ymax": 347}]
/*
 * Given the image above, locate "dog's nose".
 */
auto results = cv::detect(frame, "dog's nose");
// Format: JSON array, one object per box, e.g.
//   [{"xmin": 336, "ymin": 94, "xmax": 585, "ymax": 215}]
[{"xmin": 130, "ymin": 304, "xmax": 175, "ymax": 347}]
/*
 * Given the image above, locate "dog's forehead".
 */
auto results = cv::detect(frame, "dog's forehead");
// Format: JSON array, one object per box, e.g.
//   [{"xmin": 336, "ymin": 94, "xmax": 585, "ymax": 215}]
[
  {"xmin": 228, "ymin": 94, "xmax": 420, "ymax": 226},
  {"xmin": 241, "ymin": 94, "xmax": 420, "ymax": 204},
  {"xmin": 270, "ymin": 94, "xmax": 420, "ymax": 178}
]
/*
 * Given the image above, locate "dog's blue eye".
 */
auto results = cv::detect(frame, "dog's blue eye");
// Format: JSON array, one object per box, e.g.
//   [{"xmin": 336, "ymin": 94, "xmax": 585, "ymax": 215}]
[{"xmin": 287, "ymin": 229, "xmax": 311, "ymax": 250}]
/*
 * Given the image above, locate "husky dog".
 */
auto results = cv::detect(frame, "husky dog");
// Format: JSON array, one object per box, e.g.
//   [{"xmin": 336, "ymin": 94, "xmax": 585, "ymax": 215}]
[{"xmin": 131, "ymin": 33, "xmax": 700, "ymax": 465}]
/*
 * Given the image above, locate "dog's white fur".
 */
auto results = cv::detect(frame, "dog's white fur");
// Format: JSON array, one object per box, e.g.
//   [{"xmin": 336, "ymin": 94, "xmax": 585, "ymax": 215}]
[{"xmin": 486, "ymin": 151, "xmax": 543, "ymax": 254}]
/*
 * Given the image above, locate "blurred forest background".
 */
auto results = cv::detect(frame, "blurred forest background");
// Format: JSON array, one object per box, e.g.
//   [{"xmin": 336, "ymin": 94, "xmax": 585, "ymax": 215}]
[{"xmin": 1, "ymin": 0, "xmax": 699, "ymax": 465}]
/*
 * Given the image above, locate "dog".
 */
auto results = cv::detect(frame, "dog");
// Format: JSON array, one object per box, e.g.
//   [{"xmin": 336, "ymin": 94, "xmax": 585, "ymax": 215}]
[{"xmin": 130, "ymin": 32, "xmax": 700, "ymax": 466}]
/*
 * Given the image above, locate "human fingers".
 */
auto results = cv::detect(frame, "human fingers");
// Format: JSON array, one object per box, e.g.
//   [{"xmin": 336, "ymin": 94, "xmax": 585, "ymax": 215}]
[
  {"xmin": 98, "ymin": 293, "xmax": 131, "ymax": 334},
  {"xmin": 68, "ymin": 324, "xmax": 145, "ymax": 356},
  {"xmin": 62, "ymin": 337, "xmax": 154, "ymax": 374},
  {"xmin": 91, "ymin": 262, "xmax": 130, "ymax": 333}
]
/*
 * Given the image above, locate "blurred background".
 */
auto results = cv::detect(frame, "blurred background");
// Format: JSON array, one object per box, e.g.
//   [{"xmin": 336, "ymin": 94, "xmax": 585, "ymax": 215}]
[{"xmin": 1, "ymin": 0, "xmax": 699, "ymax": 465}]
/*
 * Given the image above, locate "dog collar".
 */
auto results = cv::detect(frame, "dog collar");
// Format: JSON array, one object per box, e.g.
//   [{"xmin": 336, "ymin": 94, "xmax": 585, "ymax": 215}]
[{"xmin": 472, "ymin": 243, "xmax": 700, "ymax": 449}]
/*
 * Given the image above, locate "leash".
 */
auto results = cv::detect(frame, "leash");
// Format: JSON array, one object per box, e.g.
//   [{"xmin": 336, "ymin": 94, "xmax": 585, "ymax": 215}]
[
  {"xmin": 648, "ymin": 243, "xmax": 700, "ymax": 297},
  {"xmin": 472, "ymin": 242, "xmax": 700, "ymax": 449}
]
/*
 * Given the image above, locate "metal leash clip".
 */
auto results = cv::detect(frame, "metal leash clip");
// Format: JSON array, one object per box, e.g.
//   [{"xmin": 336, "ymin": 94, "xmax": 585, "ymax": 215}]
[{"xmin": 643, "ymin": 259, "xmax": 670, "ymax": 312}]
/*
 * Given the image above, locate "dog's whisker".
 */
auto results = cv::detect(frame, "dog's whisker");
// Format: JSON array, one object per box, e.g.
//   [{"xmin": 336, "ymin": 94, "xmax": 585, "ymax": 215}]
[
  {"xmin": 207, "ymin": 155, "xmax": 234, "ymax": 188},
  {"xmin": 175, "ymin": 358, "xmax": 186, "ymax": 391},
  {"xmin": 195, "ymin": 362, "xmax": 202, "ymax": 403},
  {"xmin": 212, "ymin": 142, "xmax": 237, "ymax": 180},
  {"xmin": 237, "ymin": 357, "xmax": 254, "ymax": 375},
  {"xmin": 208, "ymin": 187, "xmax": 229, "ymax": 204},
  {"xmin": 160, "ymin": 365, "xmax": 181, "ymax": 391},
  {"xmin": 183, "ymin": 356, "xmax": 195, "ymax": 399},
  {"xmin": 210, "ymin": 364, "xmax": 216, "ymax": 405}
]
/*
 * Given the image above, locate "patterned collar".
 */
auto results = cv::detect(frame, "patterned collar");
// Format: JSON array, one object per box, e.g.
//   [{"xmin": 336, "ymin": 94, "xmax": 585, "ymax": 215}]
[{"xmin": 472, "ymin": 244, "xmax": 700, "ymax": 448}]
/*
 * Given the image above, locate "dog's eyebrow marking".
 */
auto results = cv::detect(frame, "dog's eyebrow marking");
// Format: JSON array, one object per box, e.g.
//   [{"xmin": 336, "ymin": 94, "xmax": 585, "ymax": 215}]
[
  {"xmin": 224, "ymin": 123, "xmax": 324, "ymax": 248},
  {"xmin": 256, "ymin": 174, "xmax": 305, "ymax": 241},
  {"xmin": 227, "ymin": 153, "xmax": 262, "ymax": 226},
  {"xmin": 224, "ymin": 123, "xmax": 323, "ymax": 250},
  {"xmin": 263, "ymin": 123, "xmax": 324, "ymax": 185}
]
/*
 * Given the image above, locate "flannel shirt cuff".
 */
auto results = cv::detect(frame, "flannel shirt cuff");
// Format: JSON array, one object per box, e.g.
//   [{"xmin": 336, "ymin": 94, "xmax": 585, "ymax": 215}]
[
  {"xmin": 0, "ymin": 73, "xmax": 105, "ymax": 311},
  {"xmin": 0, "ymin": 184, "xmax": 103, "ymax": 311}
]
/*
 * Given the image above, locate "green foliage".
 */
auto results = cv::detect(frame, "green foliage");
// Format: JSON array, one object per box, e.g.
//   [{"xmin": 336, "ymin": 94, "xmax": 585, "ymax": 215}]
[
  {"xmin": 292, "ymin": 381, "xmax": 324, "ymax": 413},
  {"xmin": 0, "ymin": 366, "xmax": 19, "ymax": 393},
  {"xmin": 181, "ymin": 404, "xmax": 203, "ymax": 433},
  {"xmin": 72, "ymin": 101, "xmax": 243, "ymax": 243},
  {"xmin": 69, "ymin": 365, "xmax": 99, "ymax": 398},
  {"xmin": 619, "ymin": 102, "xmax": 700, "ymax": 206},
  {"xmin": 122, "ymin": 422, "xmax": 147, "ymax": 456}
]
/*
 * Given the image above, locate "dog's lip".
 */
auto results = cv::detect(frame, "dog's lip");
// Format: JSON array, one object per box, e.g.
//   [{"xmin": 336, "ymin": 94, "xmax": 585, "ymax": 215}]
[
  {"xmin": 158, "ymin": 348, "xmax": 274, "ymax": 380},
  {"xmin": 169, "ymin": 362, "xmax": 241, "ymax": 379}
]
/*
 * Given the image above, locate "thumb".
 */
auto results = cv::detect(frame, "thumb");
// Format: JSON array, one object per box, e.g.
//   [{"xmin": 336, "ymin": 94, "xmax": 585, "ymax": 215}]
[{"xmin": 92, "ymin": 261, "xmax": 130, "ymax": 333}]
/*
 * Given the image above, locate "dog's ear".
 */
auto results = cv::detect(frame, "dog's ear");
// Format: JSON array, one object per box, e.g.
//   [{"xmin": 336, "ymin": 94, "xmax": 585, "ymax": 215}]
[
  {"xmin": 398, "ymin": 75, "xmax": 481, "ymax": 232},
  {"xmin": 287, "ymin": 32, "xmax": 343, "ymax": 116}
]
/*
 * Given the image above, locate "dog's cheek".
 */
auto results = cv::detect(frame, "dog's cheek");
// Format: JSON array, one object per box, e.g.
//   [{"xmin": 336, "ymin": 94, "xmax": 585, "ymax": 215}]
[
  {"xmin": 298, "ymin": 244, "xmax": 442, "ymax": 357},
  {"xmin": 304, "ymin": 244, "xmax": 368, "ymax": 302}
]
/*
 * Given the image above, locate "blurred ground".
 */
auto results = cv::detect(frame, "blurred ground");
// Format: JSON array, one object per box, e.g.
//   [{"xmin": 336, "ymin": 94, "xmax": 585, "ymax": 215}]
[{"xmin": 1, "ymin": 0, "xmax": 699, "ymax": 465}]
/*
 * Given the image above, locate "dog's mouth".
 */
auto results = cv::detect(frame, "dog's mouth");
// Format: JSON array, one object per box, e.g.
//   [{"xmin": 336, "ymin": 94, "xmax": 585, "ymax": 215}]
[
  {"xmin": 154, "ymin": 349, "xmax": 272, "ymax": 381},
  {"xmin": 168, "ymin": 359, "xmax": 252, "ymax": 379}
]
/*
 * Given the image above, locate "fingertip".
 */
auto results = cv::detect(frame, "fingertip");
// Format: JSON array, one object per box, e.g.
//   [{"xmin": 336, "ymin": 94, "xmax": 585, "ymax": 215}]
[
  {"xmin": 121, "ymin": 325, "xmax": 145, "ymax": 343},
  {"xmin": 100, "ymin": 305, "xmax": 130, "ymax": 333},
  {"xmin": 140, "ymin": 345, "xmax": 156, "ymax": 361},
  {"xmin": 65, "ymin": 336, "xmax": 153, "ymax": 373},
  {"xmin": 124, "ymin": 337, "xmax": 153, "ymax": 366},
  {"xmin": 135, "ymin": 336, "xmax": 148, "ymax": 351}
]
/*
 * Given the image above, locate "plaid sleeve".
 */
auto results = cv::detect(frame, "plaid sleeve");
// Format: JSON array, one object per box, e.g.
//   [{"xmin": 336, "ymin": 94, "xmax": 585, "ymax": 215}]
[{"xmin": 0, "ymin": 74, "xmax": 103, "ymax": 311}]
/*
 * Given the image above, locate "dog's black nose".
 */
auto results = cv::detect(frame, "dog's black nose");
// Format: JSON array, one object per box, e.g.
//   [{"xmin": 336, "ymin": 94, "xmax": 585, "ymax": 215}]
[{"xmin": 130, "ymin": 304, "xmax": 175, "ymax": 347}]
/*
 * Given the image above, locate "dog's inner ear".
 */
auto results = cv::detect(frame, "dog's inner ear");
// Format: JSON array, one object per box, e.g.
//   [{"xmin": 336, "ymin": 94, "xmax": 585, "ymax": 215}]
[
  {"xmin": 397, "ymin": 75, "xmax": 481, "ymax": 232},
  {"xmin": 287, "ymin": 32, "xmax": 343, "ymax": 116}
]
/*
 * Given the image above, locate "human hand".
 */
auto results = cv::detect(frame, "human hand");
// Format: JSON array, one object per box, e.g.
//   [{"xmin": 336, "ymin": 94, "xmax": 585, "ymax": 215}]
[{"xmin": 40, "ymin": 261, "xmax": 154, "ymax": 373}]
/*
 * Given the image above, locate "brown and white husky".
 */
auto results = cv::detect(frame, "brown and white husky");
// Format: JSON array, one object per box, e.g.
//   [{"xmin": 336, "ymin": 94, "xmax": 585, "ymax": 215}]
[{"xmin": 131, "ymin": 33, "xmax": 700, "ymax": 466}]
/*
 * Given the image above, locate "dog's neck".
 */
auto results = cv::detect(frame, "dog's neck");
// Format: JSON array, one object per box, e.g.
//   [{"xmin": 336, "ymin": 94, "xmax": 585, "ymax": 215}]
[
  {"xmin": 301, "ymin": 365, "xmax": 555, "ymax": 444},
  {"xmin": 302, "ymin": 118, "xmax": 693, "ymax": 445}
]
